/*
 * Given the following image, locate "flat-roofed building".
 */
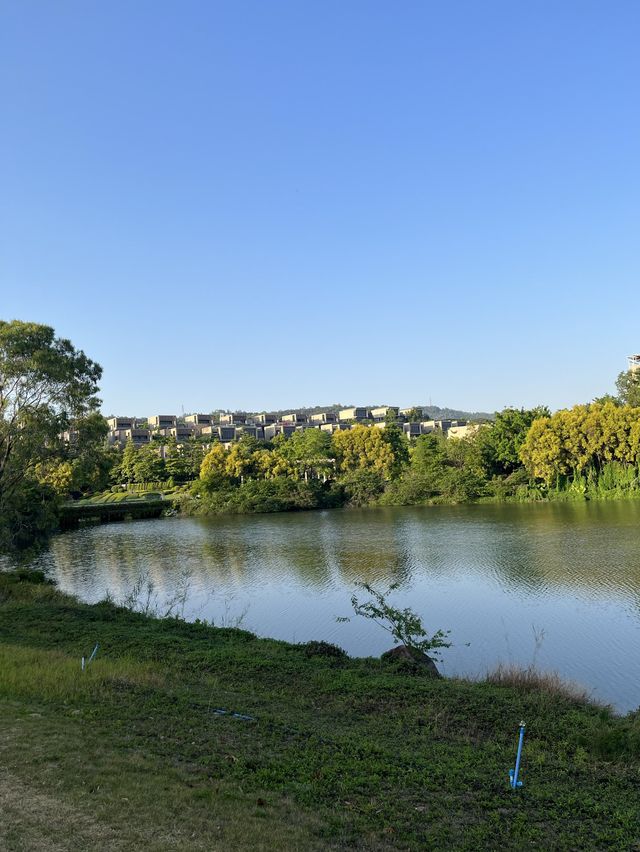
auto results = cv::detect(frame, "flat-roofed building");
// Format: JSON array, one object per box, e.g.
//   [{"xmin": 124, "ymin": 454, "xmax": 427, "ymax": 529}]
[
  {"xmin": 263, "ymin": 423, "xmax": 296, "ymax": 440},
  {"xmin": 420, "ymin": 419, "xmax": 467, "ymax": 435},
  {"xmin": 403, "ymin": 422, "xmax": 423, "ymax": 438},
  {"xmin": 400, "ymin": 407, "xmax": 424, "ymax": 420},
  {"xmin": 338, "ymin": 407, "xmax": 370, "ymax": 422},
  {"xmin": 310, "ymin": 412, "xmax": 337, "ymax": 423},
  {"xmin": 255, "ymin": 413, "xmax": 277, "ymax": 424},
  {"xmin": 197, "ymin": 424, "xmax": 235, "ymax": 442},
  {"xmin": 320, "ymin": 423, "xmax": 350, "ymax": 434},
  {"xmin": 107, "ymin": 416, "xmax": 136, "ymax": 431},
  {"xmin": 169, "ymin": 425, "xmax": 195, "ymax": 442},
  {"xmin": 236, "ymin": 425, "xmax": 264, "ymax": 440},
  {"xmin": 371, "ymin": 406, "xmax": 399, "ymax": 421},
  {"xmin": 148, "ymin": 415, "xmax": 177, "ymax": 430},
  {"xmin": 185, "ymin": 413, "xmax": 212, "ymax": 426},
  {"xmin": 121, "ymin": 428, "xmax": 151, "ymax": 446},
  {"xmin": 217, "ymin": 425, "xmax": 237, "ymax": 442},
  {"xmin": 280, "ymin": 412, "xmax": 308, "ymax": 423},
  {"xmin": 220, "ymin": 413, "xmax": 246, "ymax": 425}
]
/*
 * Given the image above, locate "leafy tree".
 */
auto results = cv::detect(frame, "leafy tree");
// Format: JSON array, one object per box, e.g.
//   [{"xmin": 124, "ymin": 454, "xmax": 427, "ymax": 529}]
[
  {"xmin": 616, "ymin": 369, "xmax": 640, "ymax": 407},
  {"xmin": 65, "ymin": 412, "xmax": 113, "ymax": 493},
  {"xmin": 332, "ymin": 425, "xmax": 397, "ymax": 479},
  {"xmin": 381, "ymin": 423, "xmax": 409, "ymax": 476},
  {"xmin": 133, "ymin": 445, "xmax": 166, "ymax": 483},
  {"xmin": 479, "ymin": 407, "xmax": 549, "ymax": 476},
  {"xmin": 163, "ymin": 437, "xmax": 203, "ymax": 483},
  {"xmin": 276, "ymin": 429, "xmax": 334, "ymax": 480},
  {"xmin": 0, "ymin": 320, "xmax": 102, "ymax": 548},
  {"xmin": 519, "ymin": 402, "xmax": 640, "ymax": 485},
  {"xmin": 200, "ymin": 443, "xmax": 229, "ymax": 486},
  {"xmin": 339, "ymin": 469, "xmax": 386, "ymax": 506},
  {"xmin": 411, "ymin": 433, "xmax": 447, "ymax": 477},
  {"xmin": 253, "ymin": 448, "xmax": 296, "ymax": 480},
  {"xmin": 225, "ymin": 436, "xmax": 261, "ymax": 481},
  {"xmin": 119, "ymin": 441, "xmax": 139, "ymax": 484}
]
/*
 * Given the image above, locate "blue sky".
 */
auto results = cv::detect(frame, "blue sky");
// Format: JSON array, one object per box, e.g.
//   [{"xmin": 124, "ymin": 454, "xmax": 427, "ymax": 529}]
[{"xmin": 2, "ymin": 1, "xmax": 638, "ymax": 415}]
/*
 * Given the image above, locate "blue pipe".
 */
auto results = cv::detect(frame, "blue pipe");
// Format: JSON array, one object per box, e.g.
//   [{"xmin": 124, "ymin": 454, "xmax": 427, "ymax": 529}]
[{"xmin": 509, "ymin": 721, "xmax": 526, "ymax": 789}]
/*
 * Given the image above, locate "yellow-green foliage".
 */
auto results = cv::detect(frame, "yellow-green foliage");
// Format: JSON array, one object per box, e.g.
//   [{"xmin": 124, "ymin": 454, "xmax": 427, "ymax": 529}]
[
  {"xmin": 200, "ymin": 443, "xmax": 229, "ymax": 481},
  {"xmin": 331, "ymin": 424, "xmax": 396, "ymax": 478},
  {"xmin": 520, "ymin": 402, "xmax": 640, "ymax": 484}
]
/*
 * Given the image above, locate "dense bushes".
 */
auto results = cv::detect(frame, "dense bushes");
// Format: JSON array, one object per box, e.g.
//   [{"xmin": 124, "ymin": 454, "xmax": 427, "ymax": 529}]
[{"xmin": 186, "ymin": 477, "xmax": 340, "ymax": 515}]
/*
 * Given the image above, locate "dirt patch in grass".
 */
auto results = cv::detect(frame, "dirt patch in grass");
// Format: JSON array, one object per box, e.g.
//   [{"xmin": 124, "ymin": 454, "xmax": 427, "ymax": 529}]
[{"xmin": 0, "ymin": 768, "xmax": 124, "ymax": 852}]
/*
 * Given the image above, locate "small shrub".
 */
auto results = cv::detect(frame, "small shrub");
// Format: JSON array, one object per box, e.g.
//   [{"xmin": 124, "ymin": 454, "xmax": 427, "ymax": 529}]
[
  {"xmin": 338, "ymin": 582, "xmax": 452, "ymax": 661},
  {"xmin": 302, "ymin": 640, "xmax": 348, "ymax": 660}
]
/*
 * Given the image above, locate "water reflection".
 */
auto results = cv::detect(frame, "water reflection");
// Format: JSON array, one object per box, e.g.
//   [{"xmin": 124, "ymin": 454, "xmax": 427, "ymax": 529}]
[{"xmin": 4, "ymin": 501, "xmax": 640, "ymax": 712}]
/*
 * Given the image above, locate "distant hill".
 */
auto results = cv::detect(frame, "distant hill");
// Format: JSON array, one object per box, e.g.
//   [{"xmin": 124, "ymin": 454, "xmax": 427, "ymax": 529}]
[
  {"xmin": 421, "ymin": 405, "xmax": 494, "ymax": 422},
  {"xmin": 242, "ymin": 404, "xmax": 495, "ymax": 422}
]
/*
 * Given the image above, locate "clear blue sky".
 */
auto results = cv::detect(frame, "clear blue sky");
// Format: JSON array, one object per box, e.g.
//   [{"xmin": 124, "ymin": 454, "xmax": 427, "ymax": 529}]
[{"xmin": 2, "ymin": 1, "xmax": 638, "ymax": 415}]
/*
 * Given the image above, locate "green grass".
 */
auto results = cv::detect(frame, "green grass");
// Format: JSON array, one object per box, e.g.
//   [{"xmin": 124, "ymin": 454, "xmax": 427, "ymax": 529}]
[{"xmin": 0, "ymin": 570, "xmax": 639, "ymax": 850}]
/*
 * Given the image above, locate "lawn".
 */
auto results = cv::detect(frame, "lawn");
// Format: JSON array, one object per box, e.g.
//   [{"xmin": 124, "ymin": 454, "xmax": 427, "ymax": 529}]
[{"xmin": 0, "ymin": 570, "xmax": 638, "ymax": 850}]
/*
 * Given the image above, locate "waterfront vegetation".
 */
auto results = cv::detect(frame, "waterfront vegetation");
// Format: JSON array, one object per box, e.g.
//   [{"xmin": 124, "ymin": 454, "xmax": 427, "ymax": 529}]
[
  {"xmin": 1, "ymin": 569, "xmax": 639, "ymax": 850},
  {"xmin": 4, "ymin": 317, "xmax": 640, "ymax": 549}
]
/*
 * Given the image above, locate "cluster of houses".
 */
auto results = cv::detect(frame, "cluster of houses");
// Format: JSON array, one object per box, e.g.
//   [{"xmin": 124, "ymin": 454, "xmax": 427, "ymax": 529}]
[{"xmin": 106, "ymin": 407, "xmax": 478, "ymax": 448}]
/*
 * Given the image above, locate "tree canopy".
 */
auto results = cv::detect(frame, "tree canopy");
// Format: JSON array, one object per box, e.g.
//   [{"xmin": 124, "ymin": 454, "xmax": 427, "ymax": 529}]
[{"xmin": 0, "ymin": 320, "xmax": 102, "ymax": 548}]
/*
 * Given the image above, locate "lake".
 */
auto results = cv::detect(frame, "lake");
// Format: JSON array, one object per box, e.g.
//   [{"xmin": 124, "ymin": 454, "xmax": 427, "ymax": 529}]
[{"xmin": 8, "ymin": 501, "xmax": 640, "ymax": 712}]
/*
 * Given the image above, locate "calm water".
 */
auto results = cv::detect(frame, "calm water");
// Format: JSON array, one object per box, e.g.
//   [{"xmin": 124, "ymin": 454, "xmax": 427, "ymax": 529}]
[{"xmin": 7, "ymin": 502, "xmax": 640, "ymax": 712}]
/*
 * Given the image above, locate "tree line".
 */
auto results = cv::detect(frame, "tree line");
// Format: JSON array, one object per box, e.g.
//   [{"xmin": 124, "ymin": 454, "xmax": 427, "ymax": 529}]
[{"xmin": 3, "ymin": 318, "xmax": 640, "ymax": 548}]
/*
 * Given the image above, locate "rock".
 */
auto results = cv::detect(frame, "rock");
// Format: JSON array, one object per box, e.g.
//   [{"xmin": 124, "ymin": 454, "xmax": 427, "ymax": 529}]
[{"xmin": 381, "ymin": 645, "xmax": 441, "ymax": 677}]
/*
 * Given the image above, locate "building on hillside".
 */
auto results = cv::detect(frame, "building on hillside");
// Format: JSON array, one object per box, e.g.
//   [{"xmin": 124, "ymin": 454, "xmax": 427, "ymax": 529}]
[
  {"xmin": 420, "ymin": 419, "xmax": 467, "ymax": 435},
  {"xmin": 280, "ymin": 412, "xmax": 308, "ymax": 423},
  {"xmin": 184, "ymin": 414, "xmax": 212, "ymax": 426},
  {"xmin": 220, "ymin": 413, "xmax": 247, "ymax": 425},
  {"xmin": 319, "ymin": 423, "xmax": 350, "ymax": 434},
  {"xmin": 255, "ymin": 413, "xmax": 277, "ymax": 424},
  {"xmin": 370, "ymin": 406, "xmax": 399, "ymax": 421},
  {"xmin": 118, "ymin": 428, "xmax": 151, "ymax": 446},
  {"xmin": 148, "ymin": 415, "xmax": 177, "ymax": 430},
  {"xmin": 399, "ymin": 407, "xmax": 424, "ymax": 420},
  {"xmin": 236, "ymin": 425, "xmax": 264, "ymax": 440},
  {"xmin": 403, "ymin": 423, "xmax": 423, "ymax": 438},
  {"xmin": 107, "ymin": 416, "xmax": 136, "ymax": 431},
  {"xmin": 338, "ymin": 407, "xmax": 370, "ymax": 422},
  {"xmin": 310, "ymin": 411, "xmax": 337, "ymax": 423},
  {"xmin": 198, "ymin": 424, "xmax": 237, "ymax": 442},
  {"xmin": 169, "ymin": 425, "xmax": 195, "ymax": 442},
  {"xmin": 217, "ymin": 425, "xmax": 237, "ymax": 442},
  {"xmin": 263, "ymin": 423, "xmax": 297, "ymax": 440}
]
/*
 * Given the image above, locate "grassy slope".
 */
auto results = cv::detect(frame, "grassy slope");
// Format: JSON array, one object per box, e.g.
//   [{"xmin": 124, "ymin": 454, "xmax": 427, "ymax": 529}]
[{"xmin": 0, "ymin": 572, "xmax": 638, "ymax": 851}]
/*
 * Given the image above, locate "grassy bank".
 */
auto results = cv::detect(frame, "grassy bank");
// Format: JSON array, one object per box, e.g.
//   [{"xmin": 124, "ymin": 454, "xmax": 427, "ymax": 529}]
[{"xmin": 1, "ymin": 571, "xmax": 639, "ymax": 850}]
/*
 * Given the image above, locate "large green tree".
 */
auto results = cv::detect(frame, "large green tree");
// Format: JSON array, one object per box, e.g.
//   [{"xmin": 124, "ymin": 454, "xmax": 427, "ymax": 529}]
[
  {"xmin": 478, "ymin": 407, "xmax": 549, "ymax": 476},
  {"xmin": 0, "ymin": 320, "xmax": 102, "ymax": 548}
]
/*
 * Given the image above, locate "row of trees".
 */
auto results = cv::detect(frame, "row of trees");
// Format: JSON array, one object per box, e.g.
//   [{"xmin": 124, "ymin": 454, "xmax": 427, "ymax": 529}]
[
  {"xmin": 4, "ymin": 318, "xmax": 640, "ymax": 547},
  {"xmin": 114, "ymin": 438, "xmax": 205, "ymax": 485},
  {"xmin": 520, "ymin": 402, "xmax": 640, "ymax": 485},
  {"xmin": 193, "ymin": 395, "xmax": 640, "ymax": 511}
]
